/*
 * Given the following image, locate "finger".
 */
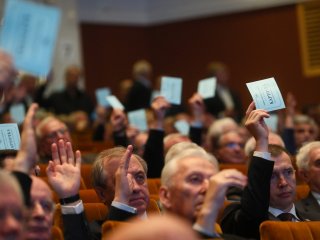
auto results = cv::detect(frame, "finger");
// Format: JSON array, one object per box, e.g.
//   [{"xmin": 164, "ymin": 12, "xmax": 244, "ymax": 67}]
[
  {"xmin": 51, "ymin": 143, "xmax": 60, "ymax": 165},
  {"xmin": 122, "ymin": 145, "xmax": 133, "ymax": 171},
  {"xmin": 245, "ymin": 101, "xmax": 256, "ymax": 116},
  {"xmin": 23, "ymin": 103, "xmax": 38, "ymax": 129},
  {"xmin": 75, "ymin": 150, "xmax": 82, "ymax": 169},
  {"xmin": 58, "ymin": 140, "xmax": 67, "ymax": 164},
  {"xmin": 46, "ymin": 160, "xmax": 55, "ymax": 176},
  {"xmin": 66, "ymin": 142, "xmax": 74, "ymax": 164}
]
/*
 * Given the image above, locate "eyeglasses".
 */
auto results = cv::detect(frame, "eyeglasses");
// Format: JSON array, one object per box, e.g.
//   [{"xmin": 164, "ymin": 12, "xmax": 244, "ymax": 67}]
[
  {"xmin": 29, "ymin": 199, "xmax": 55, "ymax": 214},
  {"xmin": 222, "ymin": 142, "xmax": 244, "ymax": 149},
  {"xmin": 295, "ymin": 128, "xmax": 315, "ymax": 134},
  {"xmin": 45, "ymin": 128, "xmax": 68, "ymax": 140}
]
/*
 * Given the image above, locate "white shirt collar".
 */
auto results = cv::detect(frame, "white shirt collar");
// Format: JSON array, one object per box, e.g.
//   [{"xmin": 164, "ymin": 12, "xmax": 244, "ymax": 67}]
[
  {"xmin": 268, "ymin": 204, "xmax": 300, "ymax": 221},
  {"xmin": 311, "ymin": 191, "xmax": 320, "ymax": 206}
]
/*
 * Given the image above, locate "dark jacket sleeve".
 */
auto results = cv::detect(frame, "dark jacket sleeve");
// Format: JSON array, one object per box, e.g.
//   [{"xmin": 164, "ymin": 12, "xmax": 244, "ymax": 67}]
[
  {"xmin": 189, "ymin": 126, "xmax": 203, "ymax": 146},
  {"xmin": 62, "ymin": 213, "xmax": 92, "ymax": 240},
  {"xmin": 112, "ymin": 131, "xmax": 128, "ymax": 147},
  {"xmin": 221, "ymin": 156, "xmax": 274, "ymax": 239},
  {"xmin": 11, "ymin": 171, "xmax": 32, "ymax": 207},
  {"xmin": 107, "ymin": 205, "xmax": 137, "ymax": 221},
  {"xmin": 282, "ymin": 128, "xmax": 296, "ymax": 155},
  {"xmin": 143, "ymin": 129, "xmax": 164, "ymax": 178},
  {"xmin": 92, "ymin": 124, "xmax": 105, "ymax": 141}
]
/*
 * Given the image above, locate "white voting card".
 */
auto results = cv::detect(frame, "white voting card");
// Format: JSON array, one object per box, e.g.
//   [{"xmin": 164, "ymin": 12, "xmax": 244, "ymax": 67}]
[
  {"xmin": 95, "ymin": 88, "xmax": 111, "ymax": 107},
  {"xmin": 128, "ymin": 109, "xmax": 148, "ymax": 132},
  {"xmin": 197, "ymin": 77, "xmax": 217, "ymax": 99},
  {"xmin": 106, "ymin": 95, "xmax": 124, "ymax": 110},
  {"xmin": 264, "ymin": 114, "xmax": 278, "ymax": 132},
  {"xmin": 0, "ymin": 0, "xmax": 61, "ymax": 76},
  {"xmin": 246, "ymin": 78, "xmax": 285, "ymax": 112},
  {"xmin": 174, "ymin": 119, "xmax": 190, "ymax": 136},
  {"xmin": 160, "ymin": 76, "xmax": 182, "ymax": 105},
  {"xmin": 9, "ymin": 103, "xmax": 25, "ymax": 125},
  {"xmin": 0, "ymin": 123, "xmax": 20, "ymax": 150}
]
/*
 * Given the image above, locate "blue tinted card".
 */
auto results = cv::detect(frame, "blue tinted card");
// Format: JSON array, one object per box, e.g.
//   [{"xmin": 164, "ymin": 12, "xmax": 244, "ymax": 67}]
[
  {"xmin": 9, "ymin": 103, "xmax": 25, "ymax": 125},
  {"xmin": 198, "ymin": 77, "xmax": 217, "ymax": 99},
  {"xmin": 265, "ymin": 114, "xmax": 278, "ymax": 132},
  {"xmin": 246, "ymin": 78, "xmax": 285, "ymax": 112},
  {"xmin": 0, "ymin": 0, "xmax": 61, "ymax": 76},
  {"xmin": 106, "ymin": 95, "xmax": 124, "ymax": 110},
  {"xmin": 128, "ymin": 109, "xmax": 148, "ymax": 132},
  {"xmin": 95, "ymin": 88, "xmax": 111, "ymax": 107},
  {"xmin": 160, "ymin": 76, "xmax": 182, "ymax": 105},
  {"xmin": 174, "ymin": 120, "xmax": 190, "ymax": 135},
  {"xmin": 0, "ymin": 123, "xmax": 20, "ymax": 150}
]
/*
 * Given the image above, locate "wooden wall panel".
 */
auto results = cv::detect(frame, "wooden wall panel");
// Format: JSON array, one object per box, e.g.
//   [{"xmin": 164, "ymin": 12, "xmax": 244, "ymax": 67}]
[{"xmin": 81, "ymin": 5, "xmax": 319, "ymax": 111}]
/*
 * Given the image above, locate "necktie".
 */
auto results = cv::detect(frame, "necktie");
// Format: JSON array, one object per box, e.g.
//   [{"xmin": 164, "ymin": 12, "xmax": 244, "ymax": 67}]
[{"xmin": 278, "ymin": 212, "xmax": 294, "ymax": 221}]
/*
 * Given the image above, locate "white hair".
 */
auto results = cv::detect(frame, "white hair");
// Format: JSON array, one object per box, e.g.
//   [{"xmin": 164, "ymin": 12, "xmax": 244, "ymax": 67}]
[
  {"xmin": 296, "ymin": 141, "xmax": 320, "ymax": 170},
  {"xmin": 161, "ymin": 148, "xmax": 219, "ymax": 187}
]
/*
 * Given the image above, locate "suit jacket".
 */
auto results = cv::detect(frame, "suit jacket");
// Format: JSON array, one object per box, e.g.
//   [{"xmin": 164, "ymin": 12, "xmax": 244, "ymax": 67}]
[
  {"xmin": 221, "ymin": 156, "xmax": 274, "ymax": 239},
  {"xmin": 296, "ymin": 192, "xmax": 320, "ymax": 220},
  {"xmin": 124, "ymin": 80, "xmax": 152, "ymax": 111},
  {"xmin": 221, "ymin": 156, "xmax": 308, "ymax": 240}
]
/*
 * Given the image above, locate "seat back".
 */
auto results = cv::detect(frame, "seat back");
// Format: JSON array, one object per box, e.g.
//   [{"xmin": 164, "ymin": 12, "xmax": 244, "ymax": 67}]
[
  {"xmin": 79, "ymin": 189, "xmax": 101, "ymax": 203},
  {"xmin": 260, "ymin": 221, "xmax": 320, "ymax": 240},
  {"xmin": 147, "ymin": 199, "xmax": 161, "ymax": 214},
  {"xmin": 51, "ymin": 225, "xmax": 64, "ymax": 240},
  {"xmin": 102, "ymin": 220, "xmax": 130, "ymax": 238},
  {"xmin": 295, "ymin": 184, "xmax": 310, "ymax": 201},
  {"xmin": 81, "ymin": 164, "xmax": 93, "ymax": 189},
  {"xmin": 147, "ymin": 178, "xmax": 161, "ymax": 195}
]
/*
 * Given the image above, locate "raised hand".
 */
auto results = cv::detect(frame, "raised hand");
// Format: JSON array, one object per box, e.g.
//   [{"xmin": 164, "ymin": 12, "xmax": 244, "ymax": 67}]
[
  {"xmin": 188, "ymin": 93, "xmax": 205, "ymax": 124},
  {"xmin": 111, "ymin": 109, "xmax": 127, "ymax": 132},
  {"xmin": 195, "ymin": 169, "xmax": 247, "ymax": 234},
  {"xmin": 151, "ymin": 96, "xmax": 171, "ymax": 129},
  {"xmin": 46, "ymin": 139, "xmax": 81, "ymax": 198},
  {"xmin": 244, "ymin": 102, "xmax": 270, "ymax": 151},
  {"xmin": 14, "ymin": 103, "xmax": 38, "ymax": 173},
  {"xmin": 113, "ymin": 145, "xmax": 134, "ymax": 204}
]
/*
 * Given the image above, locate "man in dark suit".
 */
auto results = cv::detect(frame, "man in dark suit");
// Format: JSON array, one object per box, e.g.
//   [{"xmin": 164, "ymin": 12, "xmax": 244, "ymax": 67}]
[
  {"xmin": 221, "ymin": 102, "xmax": 306, "ymax": 240},
  {"xmin": 124, "ymin": 60, "xmax": 153, "ymax": 111},
  {"xmin": 204, "ymin": 62, "xmax": 243, "ymax": 122},
  {"xmin": 296, "ymin": 141, "xmax": 320, "ymax": 220}
]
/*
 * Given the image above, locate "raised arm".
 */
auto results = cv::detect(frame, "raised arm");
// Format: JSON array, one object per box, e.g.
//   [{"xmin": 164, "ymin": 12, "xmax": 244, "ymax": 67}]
[
  {"xmin": 111, "ymin": 109, "xmax": 129, "ymax": 146},
  {"xmin": 221, "ymin": 102, "xmax": 273, "ymax": 239},
  {"xmin": 143, "ymin": 96, "xmax": 170, "ymax": 178},
  {"xmin": 46, "ymin": 139, "xmax": 91, "ymax": 240},
  {"xmin": 188, "ymin": 93, "xmax": 205, "ymax": 145},
  {"xmin": 195, "ymin": 169, "xmax": 247, "ymax": 237},
  {"xmin": 46, "ymin": 140, "xmax": 81, "ymax": 199},
  {"xmin": 14, "ymin": 103, "xmax": 39, "ymax": 174},
  {"xmin": 12, "ymin": 103, "xmax": 38, "ymax": 207}
]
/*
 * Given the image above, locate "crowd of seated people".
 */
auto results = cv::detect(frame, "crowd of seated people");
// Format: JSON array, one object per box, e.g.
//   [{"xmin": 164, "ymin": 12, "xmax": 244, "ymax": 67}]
[{"xmin": 2, "ymin": 49, "xmax": 320, "ymax": 240}]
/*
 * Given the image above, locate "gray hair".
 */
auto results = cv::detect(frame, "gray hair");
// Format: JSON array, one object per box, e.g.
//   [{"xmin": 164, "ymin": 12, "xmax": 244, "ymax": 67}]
[
  {"xmin": 165, "ymin": 142, "xmax": 205, "ymax": 164},
  {"xmin": 0, "ymin": 170, "xmax": 23, "ymax": 203},
  {"xmin": 161, "ymin": 148, "xmax": 219, "ymax": 187},
  {"xmin": 296, "ymin": 141, "xmax": 320, "ymax": 170},
  {"xmin": 91, "ymin": 146, "xmax": 148, "ymax": 189}
]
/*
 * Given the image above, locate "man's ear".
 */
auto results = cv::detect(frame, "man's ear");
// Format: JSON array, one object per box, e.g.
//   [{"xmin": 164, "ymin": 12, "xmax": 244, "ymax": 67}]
[
  {"xmin": 298, "ymin": 169, "xmax": 310, "ymax": 183},
  {"xmin": 159, "ymin": 186, "xmax": 172, "ymax": 210},
  {"xmin": 94, "ymin": 186, "xmax": 107, "ymax": 203}
]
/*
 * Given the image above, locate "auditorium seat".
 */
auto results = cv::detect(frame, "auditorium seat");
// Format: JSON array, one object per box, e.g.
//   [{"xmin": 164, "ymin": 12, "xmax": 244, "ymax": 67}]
[{"xmin": 260, "ymin": 221, "xmax": 320, "ymax": 240}]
